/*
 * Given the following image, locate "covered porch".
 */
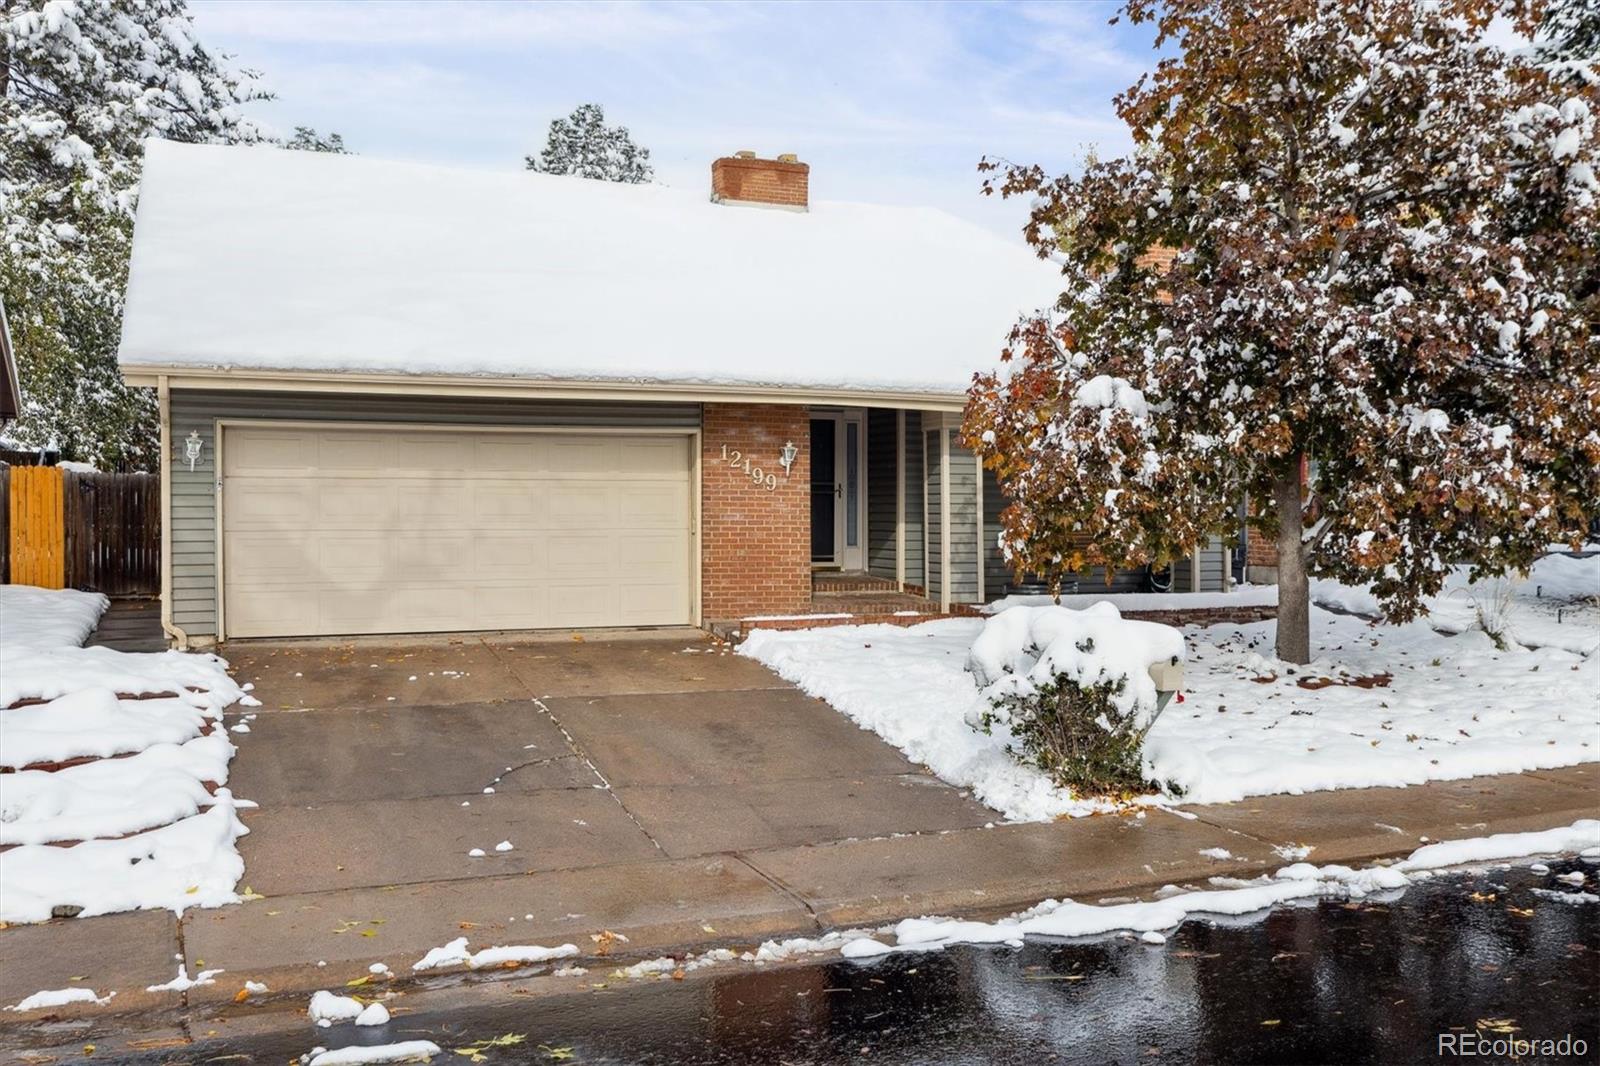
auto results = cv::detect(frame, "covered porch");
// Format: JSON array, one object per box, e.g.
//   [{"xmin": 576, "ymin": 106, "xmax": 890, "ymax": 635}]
[
  {"xmin": 805, "ymin": 406, "xmax": 974, "ymax": 613},
  {"xmin": 785, "ymin": 402, "xmax": 1233, "ymax": 630}
]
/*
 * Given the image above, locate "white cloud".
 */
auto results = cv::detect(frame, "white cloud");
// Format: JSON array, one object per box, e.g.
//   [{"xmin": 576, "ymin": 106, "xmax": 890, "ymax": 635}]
[
  {"xmin": 195, "ymin": 0, "xmax": 736, "ymax": 49},
  {"xmin": 191, "ymin": 0, "xmax": 1150, "ymax": 233}
]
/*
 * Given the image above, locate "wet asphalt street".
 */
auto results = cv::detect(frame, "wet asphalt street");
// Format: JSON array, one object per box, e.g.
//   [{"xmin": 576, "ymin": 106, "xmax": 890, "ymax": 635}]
[{"xmin": 22, "ymin": 861, "xmax": 1600, "ymax": 1066}]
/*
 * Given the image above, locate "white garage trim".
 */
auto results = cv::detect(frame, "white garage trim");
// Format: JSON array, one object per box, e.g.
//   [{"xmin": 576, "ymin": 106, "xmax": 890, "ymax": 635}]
[{"xmin": 215, "ymin": 419, "xmax": 701, "ymax": 640}]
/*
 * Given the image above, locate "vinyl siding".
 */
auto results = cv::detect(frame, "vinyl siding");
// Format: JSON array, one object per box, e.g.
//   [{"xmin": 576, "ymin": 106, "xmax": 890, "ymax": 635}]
[
  {"xmin": 924, "ymin": 429, "xmax": 942, "ymax": 600},
  {"xmin": 903, "ymin": 410, "xmax": 924, "ymax": 587},
  {"xmin": 865, "ymin": 408, "xmax": 923, "ymax": 587},
  {"xmin": 866, "ymin": 409, "xmax": 895, "ymax": 578},
  {"xmin": 982, "ymin": 465, "xmax": 1008, "ymax": 597},
  {"xmin": 1172, "ymin": 536, "xmax": 1229, "ymax": 592},
  {"xmin": 167, "ymin": 389, "xmax": 700, "ymax": 639},
  {"xmin": 923, "ymin": 425, "xmax": 981, "ymax": 603},
  {"xmin": 946, "ymin": 432, "xmax": 979, "ymax": 602}
]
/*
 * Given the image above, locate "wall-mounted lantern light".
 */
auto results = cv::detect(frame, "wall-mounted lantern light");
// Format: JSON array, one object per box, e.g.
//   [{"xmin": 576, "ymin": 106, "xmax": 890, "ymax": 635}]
[
  {"xmin": 184, "ymin": 430, "xmax": 204, "ymax": 472},
  {"xmin": 779, "ymin": 439, "xmax": 798, "ymax": 476}
]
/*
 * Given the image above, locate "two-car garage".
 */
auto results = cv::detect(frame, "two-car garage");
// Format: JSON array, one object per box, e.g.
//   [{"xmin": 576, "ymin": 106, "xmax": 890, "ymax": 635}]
[{"xmin": 218, "ymin": 425, "xmax": 696, "ymax": 638}]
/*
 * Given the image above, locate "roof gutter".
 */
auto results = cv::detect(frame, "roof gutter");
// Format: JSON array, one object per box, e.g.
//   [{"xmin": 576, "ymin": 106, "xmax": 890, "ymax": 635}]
[{"xmin": 118, "ymin": 363, "xmax": 971, "ymax": 413}]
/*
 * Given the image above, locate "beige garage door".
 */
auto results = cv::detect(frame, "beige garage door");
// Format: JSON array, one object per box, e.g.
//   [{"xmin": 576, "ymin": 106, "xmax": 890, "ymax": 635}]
[{"xmin": 221, "ymin": 425, "xmax": 694, "ymax": 638}]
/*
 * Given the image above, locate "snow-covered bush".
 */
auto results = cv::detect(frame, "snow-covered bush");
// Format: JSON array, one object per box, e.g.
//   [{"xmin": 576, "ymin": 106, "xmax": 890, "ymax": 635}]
[
  {"xmin": 1455, "ymin": 574, "xmax": 1524, "ymax": 651},
  {"xmin": 965, "ymin": 604, "xmax": 1184, "ymax": 796}
]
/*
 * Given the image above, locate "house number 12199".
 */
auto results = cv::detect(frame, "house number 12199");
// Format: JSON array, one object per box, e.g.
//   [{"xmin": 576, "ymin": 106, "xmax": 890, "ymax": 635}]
[{"xmin": 720, "ymin": 445, "xmax": 780, "ymax": 491}]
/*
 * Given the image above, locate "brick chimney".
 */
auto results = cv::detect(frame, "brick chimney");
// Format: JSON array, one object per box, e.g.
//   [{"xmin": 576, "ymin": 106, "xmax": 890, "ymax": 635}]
[{"xmin": 711, "ymin": 151, "xmax": 809, "ymax": 211}]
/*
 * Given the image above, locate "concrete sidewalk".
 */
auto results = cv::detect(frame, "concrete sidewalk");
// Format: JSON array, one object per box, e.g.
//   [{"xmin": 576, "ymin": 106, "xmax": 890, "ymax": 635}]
[{"xmin": 1, "ymin": 763, "xmax": 1593, "ymax": 1033}]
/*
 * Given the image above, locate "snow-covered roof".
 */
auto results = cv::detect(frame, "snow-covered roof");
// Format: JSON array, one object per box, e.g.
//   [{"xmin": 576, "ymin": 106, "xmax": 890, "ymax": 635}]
[{"xmin": 118, "ymin": 140, "xmax": 1062, "ymax": 398}]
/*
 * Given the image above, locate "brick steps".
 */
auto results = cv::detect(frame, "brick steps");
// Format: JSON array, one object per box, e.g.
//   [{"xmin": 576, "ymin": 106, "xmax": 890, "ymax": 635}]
[{"xmin": 809, "ymin": 571, "xmax": 903, "ymax": 594}]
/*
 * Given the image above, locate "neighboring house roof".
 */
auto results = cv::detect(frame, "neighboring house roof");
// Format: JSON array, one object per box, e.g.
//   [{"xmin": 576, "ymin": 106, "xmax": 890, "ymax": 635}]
[
  {"xmin": 0, "ymin": 294, "xmax": 20, "ymax": 423},
  {"xmin": 117, "ymin": 140, "xmax": 1061, "ymax": 401}
]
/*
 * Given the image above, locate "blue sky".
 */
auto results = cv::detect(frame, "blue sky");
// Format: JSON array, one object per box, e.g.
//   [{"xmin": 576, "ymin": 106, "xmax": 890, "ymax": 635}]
[{"xmin": 190, "ymin": 0, "xmax": 1159, "ymax": 235}]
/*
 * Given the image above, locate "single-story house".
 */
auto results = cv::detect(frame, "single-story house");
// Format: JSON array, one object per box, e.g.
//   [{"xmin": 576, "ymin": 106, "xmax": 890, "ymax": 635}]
[{"xmin": 118, "ymin": 140, "xmax": 1230, "ymax": 645}]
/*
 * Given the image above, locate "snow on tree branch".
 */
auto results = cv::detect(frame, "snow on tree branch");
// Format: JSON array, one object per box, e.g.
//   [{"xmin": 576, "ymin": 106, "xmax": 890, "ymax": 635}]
[{"xmin": 966, "ymin": 0, "xmax": 1598, "ymax": 661}]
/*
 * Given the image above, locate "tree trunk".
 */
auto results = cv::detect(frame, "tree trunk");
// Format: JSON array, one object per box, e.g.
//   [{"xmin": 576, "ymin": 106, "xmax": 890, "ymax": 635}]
[{"xmin": 1273, "ymin": 459, "xmax": 1312, "ymax": 664}]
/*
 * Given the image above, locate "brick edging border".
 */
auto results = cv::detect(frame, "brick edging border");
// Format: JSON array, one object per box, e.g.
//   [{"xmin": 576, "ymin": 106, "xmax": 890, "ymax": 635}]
[{"xmin": 707, "ymin": 603, "xmax": 1277, "ymax": 643}]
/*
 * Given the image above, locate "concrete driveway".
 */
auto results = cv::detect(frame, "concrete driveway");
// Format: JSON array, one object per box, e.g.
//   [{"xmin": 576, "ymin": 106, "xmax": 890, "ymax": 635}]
[{"xmin": 224, "ymin": 631, "xmax": 993, "ymax": 898}]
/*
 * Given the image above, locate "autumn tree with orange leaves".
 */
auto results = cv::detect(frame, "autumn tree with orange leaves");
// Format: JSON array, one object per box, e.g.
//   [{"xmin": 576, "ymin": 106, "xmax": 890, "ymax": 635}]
[{"xmin": 966, "ymin": 0, "xmax": 1598, "ymax": 664}]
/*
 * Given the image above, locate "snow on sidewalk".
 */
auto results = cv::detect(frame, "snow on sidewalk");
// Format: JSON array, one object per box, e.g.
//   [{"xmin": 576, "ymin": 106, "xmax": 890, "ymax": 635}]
[
  {"xmin": 741, "ymin": 594, "xmax": 1598, "ymax": 819},
  {"xmin": 0, "ymin": 585, "xmax": 255, "ymax": 923},
  {"xmin": 840, "ymin": 819, "xmax": 1600, "ymax": 958}
]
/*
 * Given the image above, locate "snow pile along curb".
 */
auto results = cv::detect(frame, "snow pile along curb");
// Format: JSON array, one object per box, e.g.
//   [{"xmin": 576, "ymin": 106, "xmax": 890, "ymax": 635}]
[{"xmin": 839, "ymin": 819, "xmax": 1600, "ymax": 958}]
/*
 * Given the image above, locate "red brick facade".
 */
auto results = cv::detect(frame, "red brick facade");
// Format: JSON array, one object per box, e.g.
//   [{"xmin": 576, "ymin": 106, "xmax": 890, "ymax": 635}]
[
  {"xmin": 701, "ymin": 403, "xmax": 812, "ymax": 619},
  {"xmin": 1247, "ymin": 527, "xmax": 1279, "ymax": 567},
  {"xmin": 711, "ymin": 154, "xmax": 809, "ymax": 209}
]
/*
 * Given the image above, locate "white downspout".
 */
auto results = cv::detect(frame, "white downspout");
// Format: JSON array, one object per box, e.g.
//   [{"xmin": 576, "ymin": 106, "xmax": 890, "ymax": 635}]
[{"xmin": 157, "ymin": 376, "xmax": 189, "ymax": 650}]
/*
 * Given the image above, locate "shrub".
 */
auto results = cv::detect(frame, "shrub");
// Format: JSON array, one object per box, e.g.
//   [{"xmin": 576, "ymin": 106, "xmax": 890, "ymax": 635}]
[{"xmin": 973, "ymin": 637, "xmax": 1161, "ymax": 797}]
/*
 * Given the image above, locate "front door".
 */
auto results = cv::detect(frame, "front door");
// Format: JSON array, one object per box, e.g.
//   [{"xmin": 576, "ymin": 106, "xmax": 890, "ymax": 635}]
[
  {"xmin": 809, "ymin": 412, "xmax": 865, "ymax": 570},
  {"xmin": 810, "ymin": 418, "xmax": 835, "ymax": 565}
]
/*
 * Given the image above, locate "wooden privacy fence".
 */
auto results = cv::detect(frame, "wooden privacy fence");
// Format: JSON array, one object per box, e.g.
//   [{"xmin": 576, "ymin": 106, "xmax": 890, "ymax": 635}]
[{"xmin": 1, "ymin": 466, "xmax": 160, "ymax": 595}]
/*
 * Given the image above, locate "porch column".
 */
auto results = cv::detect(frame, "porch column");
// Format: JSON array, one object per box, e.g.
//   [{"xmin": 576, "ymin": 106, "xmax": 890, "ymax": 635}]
[
  {"xmin": 974, "ymin": 446, "xmax": 984, "ymax": 603},
  {"xmin": 895, "ymin": 409, "xmax": 906, "ymax": 590},
  {"xmin": 939, "ymin": 424, "xmax": 951, "ymax": 613}
]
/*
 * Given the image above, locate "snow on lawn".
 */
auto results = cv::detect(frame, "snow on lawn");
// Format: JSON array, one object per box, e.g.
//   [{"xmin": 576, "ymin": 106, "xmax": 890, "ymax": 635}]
[
  {"xmin": 2, "ymin": 689, "xmax": 219, "ymax": 767},
  {"xmin": 0, "ymin": 585, "xmax": 254, "ymax": 923},
  {"xmin": 0, "ymin": 642, "xmax": 249, "ymax": 709},
  {"xmin": 744, "ymin": 618, "xmax": 1119, "ymax": 821},
  {"xmin": 0, "ymin": 586, "xmax": 107, "ymax": 649},
  {"xmin": 1311, "ymin": 553, "xmax": 1600, "ymax": 656},
  {"xmin": 741, "ymin": 597, "xmax": 1598, "ymax": 819},
  {"xmin": 1, "ymin": 792, "xmax": 250, "ymax": 922},
  {"xmin": 1, "ymin": 736, "xmax": 233, "ymax": 845}
]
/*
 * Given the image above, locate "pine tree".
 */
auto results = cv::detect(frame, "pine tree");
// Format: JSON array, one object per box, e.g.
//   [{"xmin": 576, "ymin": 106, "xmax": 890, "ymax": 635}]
[
  {"xmin": 1539, "ymin": 0, "xmax": 1600, "ymax": 88},
  {"xmin": 1, "ymin": 0, "xmax": 263, "ymax": 468},
  {"xmin": 966, "ymin": 0, "xmax": 1599, "ymax": 664},
  {"xmin": 525, "ymin": 103, "xmax": 653, "ymax": 183},
  {"xmin": 285, "ymin": 126, "xmax": 349, "ymax": 154}
]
